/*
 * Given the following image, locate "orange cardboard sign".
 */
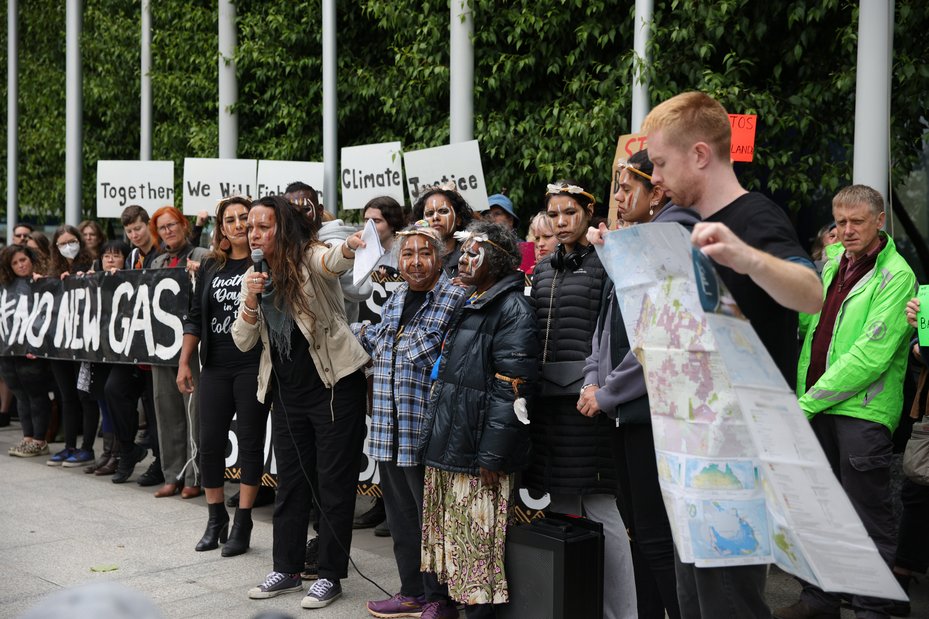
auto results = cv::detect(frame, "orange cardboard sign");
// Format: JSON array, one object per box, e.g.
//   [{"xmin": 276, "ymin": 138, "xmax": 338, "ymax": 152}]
[
  {"xmin": 729, "ymin": 113, "xmax": 757, "ymax": 162},
  {"xmin": 608, "ymin": 132, "xmax": 647, "ymax": 227}
]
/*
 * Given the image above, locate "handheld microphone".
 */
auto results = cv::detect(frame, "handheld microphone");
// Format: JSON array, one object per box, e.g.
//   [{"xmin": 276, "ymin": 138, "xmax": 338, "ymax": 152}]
[{"xmin": 251, "ymin": 248, "xmax": 264, "ymax": 303}]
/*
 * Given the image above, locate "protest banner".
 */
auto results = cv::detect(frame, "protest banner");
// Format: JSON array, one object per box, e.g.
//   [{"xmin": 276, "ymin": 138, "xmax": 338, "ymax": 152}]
[
  {"xmin": 182, "ymin": 158, "xmax": 258, "ymax": 215},
  {"xmin": 96, "ymin": 161, "xmax": 175, "ymax": 219},
  {"xmin": 403, "ymin": 140, "xmax": 489, "ymax": 211},
  {"xmin": 256, "ymin": 160, "xmax": 325, "ymax": 205},
  {"xmin": 0, "ymin": 269, "xmax": 189, "ymax": 365},
  {"xmin": 608, "ymin": 132, "xmax": 648, "ymax": 227},
  {"xmin": 340, "ymin": 142, "xmax": 405, "ymax": 210},
  {"xmin": 918, "ymin": 285, "xmax": 929, "ymax": 346},
  {"xmin": 729, "ymin": 113, "xmax": 758, "ymax": 162}
]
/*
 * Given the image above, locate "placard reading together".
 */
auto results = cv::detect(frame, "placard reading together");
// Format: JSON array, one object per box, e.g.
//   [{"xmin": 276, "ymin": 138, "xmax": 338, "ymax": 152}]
[
  {"xmin": 917, "ymin": 285, "xmax": 929, "ymax": 347},
  {"xmin": 96, "ymin": 161, "xmax": 174, "ymax": 219},
  {"xmin": 729, "ymin": 114, "xmax": 757, "ymax": 163}
]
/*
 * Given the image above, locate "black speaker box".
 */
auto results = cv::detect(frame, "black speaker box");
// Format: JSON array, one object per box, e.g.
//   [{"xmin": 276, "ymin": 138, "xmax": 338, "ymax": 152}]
[{"xmin": 498, "ymin": 513, "xmax": 604, "ymax": 619}]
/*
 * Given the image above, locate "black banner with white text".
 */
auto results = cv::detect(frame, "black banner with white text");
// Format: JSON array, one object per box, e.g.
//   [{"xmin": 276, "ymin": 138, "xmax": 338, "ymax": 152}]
[{"xmin": 0, "ymin": 269, "xmax": 189, "ymax": 365}]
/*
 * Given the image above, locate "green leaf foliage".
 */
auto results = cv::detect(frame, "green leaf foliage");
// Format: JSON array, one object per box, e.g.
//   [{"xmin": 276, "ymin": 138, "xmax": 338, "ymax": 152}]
[{"xmin": 0, "ymin": 0, "xmax": 925, "ymax": 229}]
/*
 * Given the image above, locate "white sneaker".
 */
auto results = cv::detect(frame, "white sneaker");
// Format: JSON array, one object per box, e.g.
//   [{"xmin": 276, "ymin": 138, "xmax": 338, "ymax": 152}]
[{"xmin": 301, "ymin": 577, "xmax": 342, "ymax": 608}]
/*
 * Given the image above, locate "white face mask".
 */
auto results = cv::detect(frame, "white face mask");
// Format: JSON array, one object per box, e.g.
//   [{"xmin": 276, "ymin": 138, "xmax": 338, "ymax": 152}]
[{"xmin": 58, "ymin": 241, "xmax": 79, "ymax": 260}]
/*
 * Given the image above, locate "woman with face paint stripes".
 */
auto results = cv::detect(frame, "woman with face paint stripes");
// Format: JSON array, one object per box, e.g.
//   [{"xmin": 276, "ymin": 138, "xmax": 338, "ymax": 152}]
[{"xmin": 525, "ymin": 180, "xmax": 639, "ymax": 619}]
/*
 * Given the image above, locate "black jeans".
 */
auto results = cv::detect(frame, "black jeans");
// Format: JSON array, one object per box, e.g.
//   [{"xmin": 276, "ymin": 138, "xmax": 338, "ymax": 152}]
[
  {"xmin": 105, "ymin": 364, "xmax": 158, "ymax": 459},
  {"xmin": 379, "ymin": 461, "xmax": 449, "ymax": 601},
  {"xmin": 0, "ymin": 357, "xmax": 51, "ymax": 439},
  {"xmin": 271, "ymin": 370, "xmax": 366, "ymax": 578},
  {"xmin": 50, "ymin": 360, "xmax": 99, "ymax": 451},
  {"xmin": 895, "ymin": 477, "xmax": 929, "ymax": 573},
  {"xmin": 198, "ymin": 363, "xmax": 269, "ymax": 488},
  {"xmin": 801, "ymin": 414, "xmax": 897, "ymax": 616},
  {"xmin": 614, "ymin": 423, "xmax": 681, "ymax": 619}
]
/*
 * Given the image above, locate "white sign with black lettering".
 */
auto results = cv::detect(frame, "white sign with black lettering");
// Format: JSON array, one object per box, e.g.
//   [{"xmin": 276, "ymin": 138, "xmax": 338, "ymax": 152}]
[
  {"xmin": 182, "ymin": 158, "xmax": 258, "ymax": 215},
  {"xmin": 256, "ymin": 160, "xmax": 325, "ymax": 205},
  {"xmin": 96, "ymin": 160, "xmax": 175, "ymax": 218},
  {"xmin": 340, "ymin": 142, "xmax": 405, "ymax": 210},
  {"xmin": 403, "ymin": 140, "xmax": 489, "ymax": 211}
]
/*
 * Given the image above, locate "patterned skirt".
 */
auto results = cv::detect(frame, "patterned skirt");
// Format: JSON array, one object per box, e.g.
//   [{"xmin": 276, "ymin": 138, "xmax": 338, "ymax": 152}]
[{"xmin": 420, "ymin": 467, "xmax": 514, "ymax": 605}]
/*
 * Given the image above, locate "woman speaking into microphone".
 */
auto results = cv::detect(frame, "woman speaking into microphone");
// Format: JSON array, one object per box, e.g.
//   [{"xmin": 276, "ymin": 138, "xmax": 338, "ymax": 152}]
[{"xmin": 233, "ymin": 195, "xmax": 369, "ymax": 611}]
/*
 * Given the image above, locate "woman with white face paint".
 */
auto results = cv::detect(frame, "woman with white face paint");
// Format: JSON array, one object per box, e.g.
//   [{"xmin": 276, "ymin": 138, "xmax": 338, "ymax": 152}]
[
  {"xmin": 526, "ymin": 180, "xmax": 639, "ymax": 619},
  {"xmin": 45, "ymin": 226, "xmax": 102, "ymax": 468},
  {"xmin": 353, "ymin": 222, "xmax": 465, "ymax": 618},
  {"xmin": 586, "ymin": 148, "xmax": 700, "ymax": 619},
  {"xmin": 411, "ymin": 187, "xmax": 474, "ymax": 278},
  {"xmin": 421, "ymin": 221, "xmax": 539, "ymax": 618}
]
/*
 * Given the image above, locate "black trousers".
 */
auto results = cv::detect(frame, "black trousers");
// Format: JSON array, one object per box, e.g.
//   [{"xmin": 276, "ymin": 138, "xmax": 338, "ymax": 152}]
[
  {"xmin": 198, "ymin": 363, "xmax": 270, "ymax": 488},
  {"xmin": 379, "ymin": 461, "xmax": 448, "ymax": 601},
  {"xmin": 896, "ymin": 477, "xmax": 929, "ymax": 573},
  {"xmin": 614, "ymin": 423, "xmax": 681, "ymax": 619},
  {"xmin": 271, "ymin": 370, "xmax": 366, "ymax": 578},
  {"xmin": 105, "ymin": 364, "xmax": 158, "ymax": 459},
  {"xmin": 0, "ymin": 357, "xmax": 51, "ymax": 439},
  {"xmin": 50, "ymin": 360, "xmax": 99, "ymax": 451}
]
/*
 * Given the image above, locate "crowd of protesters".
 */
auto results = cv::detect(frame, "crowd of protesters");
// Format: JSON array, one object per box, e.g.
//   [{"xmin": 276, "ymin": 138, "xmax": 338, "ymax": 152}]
[{"xmin": 2, "ymin": 90, "xmax": 927, "ymax": 619}]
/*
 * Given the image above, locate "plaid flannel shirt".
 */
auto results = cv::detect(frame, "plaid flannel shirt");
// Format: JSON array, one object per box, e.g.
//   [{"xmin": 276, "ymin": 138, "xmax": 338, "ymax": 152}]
[{"xmin": 352, "ymin": 273, "xmax": 465, "ymax": 466}]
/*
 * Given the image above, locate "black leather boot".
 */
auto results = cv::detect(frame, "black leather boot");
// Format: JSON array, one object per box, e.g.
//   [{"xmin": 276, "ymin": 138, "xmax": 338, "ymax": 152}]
[
  {"xmin": 195, "ymin": 503, "xmax": 229, "ymax": 551},
  {"xmin": 221, "ymin": 507, "xmax": 253, "ymax": 557}
]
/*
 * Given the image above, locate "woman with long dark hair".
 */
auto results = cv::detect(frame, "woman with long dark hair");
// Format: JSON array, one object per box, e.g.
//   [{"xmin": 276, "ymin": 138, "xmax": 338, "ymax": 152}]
[
  {"xmin": 177, "ymin": 196, "xmax": 270, "ymax": 556},
  {"xmin": 0, "ymin": 245, "xmax": 52, "ymax": 458},
  {"xmin": 234, "ymin": 195, "xmax": 369, "ymax": 611},
  {"xmin": 46, "ymin": 225, "xmax": 100, "ymax": 468}
]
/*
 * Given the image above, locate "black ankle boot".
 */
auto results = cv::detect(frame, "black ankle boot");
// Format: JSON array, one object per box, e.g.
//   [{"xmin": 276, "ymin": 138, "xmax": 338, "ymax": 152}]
[
  {"xmin": 195, "ymin": 503, "xmax": 229, "ymax": 551},
  {"xmin": 222, "ymin": 507, "xmax": 253, "ymax": 557}
]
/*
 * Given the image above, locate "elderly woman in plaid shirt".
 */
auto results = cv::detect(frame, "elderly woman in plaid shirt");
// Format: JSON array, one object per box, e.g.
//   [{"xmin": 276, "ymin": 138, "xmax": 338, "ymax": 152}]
[{"xmin": 353, "ymin": 221, "xmax": 466, "ymax": 619}]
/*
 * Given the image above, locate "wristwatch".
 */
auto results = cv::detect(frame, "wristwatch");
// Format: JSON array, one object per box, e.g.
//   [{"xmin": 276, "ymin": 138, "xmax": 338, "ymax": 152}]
[{"xmin": 580, "ymin": 383, "xmax": 597, "ymax": 395}]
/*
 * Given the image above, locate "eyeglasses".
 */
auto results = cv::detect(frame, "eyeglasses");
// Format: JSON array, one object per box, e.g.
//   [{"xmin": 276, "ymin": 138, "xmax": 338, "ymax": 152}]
[
  {"xmin": 157, "ymin": 221, "xmax": 180, "ymax": 234},
  {"xmin": 13, "ymin": 233, "xmax": 29, "ymax": 240},
  {"xmin": 56, "ymin": 240, "xmax": 79, "ymax": 248}
]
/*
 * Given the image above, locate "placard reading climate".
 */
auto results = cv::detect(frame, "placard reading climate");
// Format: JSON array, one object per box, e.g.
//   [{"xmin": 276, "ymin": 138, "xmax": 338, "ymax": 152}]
[
  {"xmin": 96, "ymin": 161, "xmax": 174, "ymax": 219},
  {"xmin": 340, "ymin": 142, "xmax": 405, "ymax": 210}
]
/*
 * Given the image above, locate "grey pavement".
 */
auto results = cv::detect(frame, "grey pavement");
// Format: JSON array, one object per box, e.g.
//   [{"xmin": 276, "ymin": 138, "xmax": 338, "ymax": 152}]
[{"xmin": 1, "ymin": 422, "xmax": 926, "ymax": 618}]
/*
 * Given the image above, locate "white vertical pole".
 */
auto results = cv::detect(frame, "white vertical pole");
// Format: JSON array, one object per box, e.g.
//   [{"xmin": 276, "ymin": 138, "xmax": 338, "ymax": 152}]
[
  {"xmin": 140, "ymin": 0, "xmax": 152, "ymax": 160},
  {"xmin": 218, "ymin": 0, "xmax": 237, "ymax": 159},
  {"xmin": 7, "ymin": 0, "xmax": 18, "ymax": 242},
  {"xmin": 630, "ymin": 0, "xmax": 653, "ymax": 133},
  {"xmin": 322, "ymin": 0, "xmax": 337, "ymax": 214},
  {"xmin": 852, "ymin": 0, "xmax": 893, "ymax": 214},
  {"xmin": 65, "ymin": 0, "xmax": 83, "ymax": 226},
  {"xmin": 449, "ymin": 0, "xmax": 473, "ymax": 143}
]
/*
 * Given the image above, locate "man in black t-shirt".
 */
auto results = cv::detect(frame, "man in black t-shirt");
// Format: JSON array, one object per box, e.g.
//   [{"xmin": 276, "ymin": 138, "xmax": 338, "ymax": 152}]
[{"xmin": 642, "ymin": 92, "xmax": 823, "ymax": 619}]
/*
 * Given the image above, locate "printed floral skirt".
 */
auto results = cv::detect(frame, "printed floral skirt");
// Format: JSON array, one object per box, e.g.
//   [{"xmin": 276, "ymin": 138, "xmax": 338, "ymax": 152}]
[{"xmin": 421, "ymin": 467, "xmax": 514, "ymax": 605}]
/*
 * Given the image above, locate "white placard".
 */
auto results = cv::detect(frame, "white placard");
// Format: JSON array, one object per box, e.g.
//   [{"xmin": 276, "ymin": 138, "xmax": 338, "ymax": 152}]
[
  {"xmin": 340, "ymin": 142, "xmax": 405, "ymax": 210},
  {"xmin": 182, "ymin": 158, "xmax": 258, "ymax": 215},
  {"xmin": 403, "ymin": 140, "xmax": 489, "ymax": 211},
  {"xmin": 96, "ymin": 160, "xmax": 174, "ymax": 219},
  {"xmin": 256, "ymin": 160, "xmax": 325, "ymax": 204}
]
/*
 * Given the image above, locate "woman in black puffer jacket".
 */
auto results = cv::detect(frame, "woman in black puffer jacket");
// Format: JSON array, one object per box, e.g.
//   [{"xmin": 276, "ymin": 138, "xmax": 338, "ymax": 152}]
[
  {"xmin": 524, "ymin": 180, "xmax": 637, "ymax": 619},
  {"xmin": 421, "ymin": 222, "xmax": 539, "ymax": 619}
]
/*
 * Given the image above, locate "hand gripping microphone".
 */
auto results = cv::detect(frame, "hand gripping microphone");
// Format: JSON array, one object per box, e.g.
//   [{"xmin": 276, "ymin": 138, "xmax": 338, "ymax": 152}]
[{"xmin": 251, "ymin": 248, "xmax": 264, "ymax": 303}]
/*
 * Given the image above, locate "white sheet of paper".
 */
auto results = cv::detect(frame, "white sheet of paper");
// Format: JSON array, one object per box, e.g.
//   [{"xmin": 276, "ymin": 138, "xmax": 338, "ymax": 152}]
[{"xmin": 352, "ymin": 219, "xmax": 385, "ymax": 287}]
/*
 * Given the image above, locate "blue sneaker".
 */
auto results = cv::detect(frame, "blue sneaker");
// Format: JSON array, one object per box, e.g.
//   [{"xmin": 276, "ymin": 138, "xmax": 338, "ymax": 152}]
[
  {"xmin": 47, "ymin": 447, "xmax": 75, "ymax": 467},
  {"xmin": 62, "ymin": 448, "xmax": 95, "ymax": 468}
]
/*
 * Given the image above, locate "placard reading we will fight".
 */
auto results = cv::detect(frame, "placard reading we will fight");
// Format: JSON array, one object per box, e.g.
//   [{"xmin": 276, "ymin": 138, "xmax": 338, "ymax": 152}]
[
  {"xmin": 403, "ymin": 140, "xmax": 489, "ymax": 211},
  {"xmin": 182, "ymin": 158, "xmax": 258, "ymax": 215}
]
